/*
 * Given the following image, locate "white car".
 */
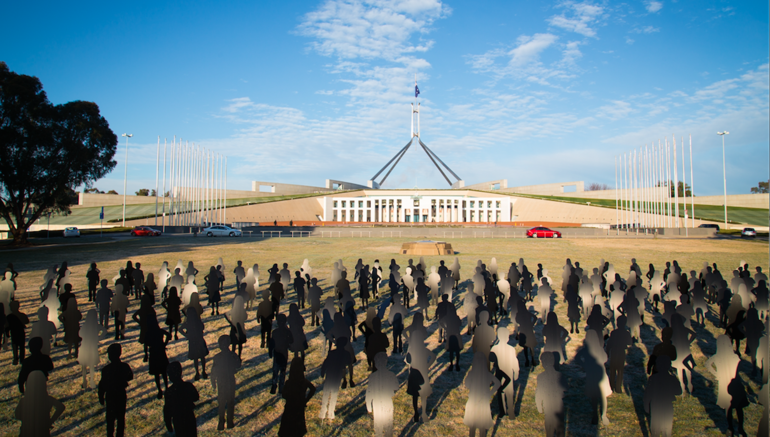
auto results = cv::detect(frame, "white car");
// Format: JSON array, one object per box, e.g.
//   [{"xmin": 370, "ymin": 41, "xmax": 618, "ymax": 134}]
[
  {"xmin": 741, "ymin": 227, "xmax": 757, "ymax": 238},
  {"xmin": 63, "ymin": 227, "xmax": 80, "ymax": 238},
  {"xmin": 202, "ymin": 225, "xmax": 242, "ymax": 237}
]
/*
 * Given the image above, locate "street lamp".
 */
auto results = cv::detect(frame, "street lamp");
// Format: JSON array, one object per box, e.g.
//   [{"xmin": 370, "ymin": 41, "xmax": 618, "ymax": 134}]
[
  {"xmin": 717, "ymin": 131, "xmax": 729, "ymax": 227},
  {"xmin": 122, "ymin": 133, "xmax": 133, "ymax": 226}
]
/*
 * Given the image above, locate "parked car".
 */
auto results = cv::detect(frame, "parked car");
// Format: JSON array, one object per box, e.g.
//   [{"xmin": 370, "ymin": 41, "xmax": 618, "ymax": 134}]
[
  {"xmin": 698, "ymin": 223, "xmax": 720, "ymax": 232},
  {"xmin": 63, "ymin": 227, "xmax": 80, "ymax": 238},
  {"xmin": 202, "ymin": 225, "xmax": 242, "ymax": 237},
  {"xmin": 741, "ymin": 227, "xmax": 757, "ymax": 238},
  {"xmin": 526, "ymin": 226, "xmax": 562, "ymax": 238},
  {"xmin": 130, "ymin": 226, "xmax": 162, "ymax": 237}
]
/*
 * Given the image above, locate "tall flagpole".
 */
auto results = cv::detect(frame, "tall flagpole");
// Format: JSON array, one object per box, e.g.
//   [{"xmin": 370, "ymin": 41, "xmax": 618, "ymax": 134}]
[
  {"xmin": 224, "ymin": 156, "xmax": 228, "ymax": 225},
  {"xmin": 170, "ymin": 137, "xmax": 176, "ymax": 226},
  {"xmin": 155, "ymin": 136, "xmax": 160, "ymax": 226},
  {"xmin": 689, "ymin": 135, "xmax": 695, "ymax": 228},
  {"xmin": 673, "ymin": 135, "xmax": 679, "ymax": 228},
  {"xmin": 665, "ymin": 138, "xmax": 670, "ymax": 227},
  {"xmin": 681, "ymin": 136, "xmax": 686, "ymax": 226},
  {"xmin": 162, "ymin": 139, "xmax": 167, "ymax": 231},
  {"xmin": 615, "ymin": 155, "xmax": 619, "ymax": 233}
]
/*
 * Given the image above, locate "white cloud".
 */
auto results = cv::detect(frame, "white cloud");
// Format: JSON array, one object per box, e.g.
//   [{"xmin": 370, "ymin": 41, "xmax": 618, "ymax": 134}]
[
  {"xmin": 631, "ymin": 25, "xmax": 660, "ymax": 34},
  {"xmin": 547, "ymin": 1, "xmax": 604, "ymax": 38},
  {"xmin": 645, "ymin": 1, "xmax": 663, "ymax": 13},
  {"xmin": 597, "ymin": 100, "xmax": 633, "ymax": 120},
  {"xmin": 316, "ymin": 90, "xmax": 334, "ymax": 95},
  {"xmin": 508, "ymin": 33, "xmax": 559, "ymax": 66}
]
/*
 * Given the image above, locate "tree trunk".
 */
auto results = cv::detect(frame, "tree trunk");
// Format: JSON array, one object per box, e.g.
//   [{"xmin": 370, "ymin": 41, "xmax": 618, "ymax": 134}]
[{"xmin": 11, "ymin": 227, "xmax": 27, "ymax": 246}]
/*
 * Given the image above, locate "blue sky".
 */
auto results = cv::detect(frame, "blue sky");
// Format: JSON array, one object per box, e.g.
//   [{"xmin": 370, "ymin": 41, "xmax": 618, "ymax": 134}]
[{"xmin": 2, "ymin": 0, "xmax": 767, "ymax": 195}]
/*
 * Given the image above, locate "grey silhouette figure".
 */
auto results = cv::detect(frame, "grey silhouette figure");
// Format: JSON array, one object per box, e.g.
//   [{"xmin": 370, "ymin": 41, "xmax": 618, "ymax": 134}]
[
  {"xmin": 98, "ymin": 343, "xmax": 133, "ymax": 437},
  {"xmin": 86, "ymin": 262, "xmax": 100, "ymax": 302},
  {"xmin": 183, "ymin": 291, "xmax": 203, "ymax": 318},
  {"xmin": 269, "ymin": 313, "xmax": 294, "ymax": 394},
  {"xmin": 574, "ymin": 329, "xmax": 611, "ymax": 425},
  {"xmin": 327, "ymin": 312, "xmax": 357, "ymax": 385},
  {"xmin": 181, "ymin": 307, "xmax": 209, "ymax": 380},
  {"xmin": 226, "ymin": 295, "xmax": 248, "ymax": 358},
  {"xmin": 619, "ymin": 288, "xmax": 642, "ymax": 340},
  {"xmin": 490, "ymin": 326, "xmax": 519, "ymax": 418},
  {"xmin": 40, "ymin": 289, "xmax": 61, "ymax": 333},
  {"xmin": 536, "ymin": 278, "xmax": 554, "ymax": 322},
  {"xmin": 164, "ymin": 361, "xmax": 199, "ymax": 436},
  {"xmin": 542, "ymin": 311, "xmax": 570, "ymax": 365},
  {"xmin": 451, "ymin": 257, "xmax": 461, "ymax": 289},
  {"xmin": 670, "ymin": 313, "xmax": 696, "ymax": 394},
  {"xmin": 39, "ymin": 279, "xmax": 54, "ymax": 304},
  {"xmin": 647, "ymin": 326, "xmax": 677, "ymax": 375},
  {"xmin": 181, "ymin": 275, "xmax": 199, "ymax": 308},
  {"xmin": 319, "ymin": 336, "xmax": 353, "ymax": 420},
  {"xmin": 472, "ymin": 312, "xmax": 496, "ymax": 367},
  {"xmin": 243, "ymin": 265, "xmax": 258, "ymax": 310},
  {"xmin": 405, "ymin": 329, "xmax": 435, "ymax": 423},
  {"xmin": 205, "ymin": 266, "xmax": 222, "ymax": 315},
  {"xmin": 706, "ymin": 334, "xmax": 742, "ymax": 410},
  {"xmin": 279, "ymin": 356, "xmax": 316, "ymax": 437},
  {"xmin": 404, "ymin": 312, "xmax": 428, "ymax": 353},
  {"xmin": 111, "ymin": 284, "xmax": 129, "ymax": 340},
  {"xmin": 79, "ymin": 309, "xmax": 106, "ymax": 389},
  {"xmin": 233, "ymin": 260, "xmax": 246, "ymax": 291},
  {"xmin": 536, "ymin": 351, "xmax": 568, "ymax": 437},
  {"xmin": 257, "ymin": 291, "xmax": 275, "ymax": 348},
  {"xmin": 288, "ymin": 303, "xmax": 308, "ymax": 359},
  {"xmin": 18, "ymin": 337, "xmax": 53, "ymax": 394},
  {"xmin": 7, "ymin": 301, "xmax": 29, "ymax": 364},
  {"xmin": 30, "ymin": 307, "xmax": 56, "ymax": 356},
  {"xmin": 95, "ymin": 280, "xmax": 113, "ymax": 330},
  {"xmin": 15, "ymin": 370, "xmax": 65, "ymax": 437},
  {"xmin": 752, "ymin": 280, "xmax": 768, "ymax": 320},
  {"xmin": 308, "ymin": 278, "xmax": 323, "ymax": 326},
  {"xmin": 366, "ymin": 352, "xmax": 398, "ymax": 437},
  {"xmin": 157, "ymin": 262, "xmax": 172, "ymax": 294},
  {"xmin": 59, "ymin": 297, "xmax": 81, "ymax": 358},
  {"xmin": 279, "ymin": 262, "xmax": 291, "ymax": 291},
  {"xmin": 463, "ymin": 352, "xmax": 501, "ymax": 437},
  {"xmin": 643, "ymin": 355, "xmax": 681, "ymax": 437},
  {"xmin": 606, "ymin": 315, "xmax": 632, "ymax": 394},
  {"xmin": 211, "ymin": 335, "xmax": 242, "ymax": 430},
  {"xmin": 132, "ymin": 294, "xmax": 155, "ymax": 362}
]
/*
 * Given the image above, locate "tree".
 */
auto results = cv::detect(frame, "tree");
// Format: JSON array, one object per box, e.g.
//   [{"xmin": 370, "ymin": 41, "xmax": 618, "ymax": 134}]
[
  {"xmin": 750, "ymin": 180, "xmax": 769, "ymax": 194},
  {"xmin": 106, "ymin": 190, "xmax": 118, "ymax": 195},
  {"xmin": 150, "ymin": 189, "xmax": 157, "ymax": 197},
  {"xmin": 0, "ymin": 62, "xmax": 117, "ymax": 244},
  {"xmin": 84, "ymin": 187, "xmax": 104, "ymax": 194},
  {"xmin": 587, "ymin": 183, "xmax": 610, "ymax": 191},
  {"xmin": 135, "ymin": 188, "xmax": 150, "ymax": 196}
]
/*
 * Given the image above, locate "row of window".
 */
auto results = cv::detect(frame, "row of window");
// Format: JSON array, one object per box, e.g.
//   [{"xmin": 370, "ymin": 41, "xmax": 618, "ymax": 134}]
[{"xmin": 332, "ymin": 199, "xmax": 502, "ymax": 209}]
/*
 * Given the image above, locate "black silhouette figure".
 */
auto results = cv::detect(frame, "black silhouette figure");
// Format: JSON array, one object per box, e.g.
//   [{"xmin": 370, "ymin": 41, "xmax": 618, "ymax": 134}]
[
  {"xmin": 18, "ymin": 337, "xmax": 54, "ymax": 394},
  {"xmin": 233, "ymin": 261, "xmax": 246, "ymax": 291},
  {"xmin": 542, "ymin": 311, "xmax": 569, "ymax": 365},
  {"xmin": 204, "ymin": 266, "xmax": 222, "ymax": 315},
  {"xmin": 319, "ymin": 336, "xmax": 353, "ymax": 420},
  {"xmin": 536, "ymin": 351, "xmax": 568, "ymax": 437},
  {"xmin": 161, "ymin": 287, "xmax": 182, "ymax": 340},
  {"xmin": 294, "ymin": 271, "xmax": 307, "ymax": 309},
  {"xmin": 270, "ymin": 278, "xmax": 285, "ymax": 315},
  {"xmin": 366, "ymin": 317, "xmax": 389, "ymax": 371},
  {"xmin": 87, "ymin": 262, "xmax": 100, "ymax": 302},
  {"xmin": 132, "ymin": 262, "xmax": 145, "ymax": 300},
  {"xmin": 739, "ymin": 307, "xmax": 765, "ymax": 375},
  {"xmin": 515, "ymin": 300, "xmax": 538, "ymax": 366},
  {"xmin": 606, "ymin": 315, "xmax": 632, "ymax": 394},
  {"xmin": 257, "ymin": 290, "xmax": 275, "ymax": 348},
  {"xmin": 308, "ymin": 278, "xmax": 323, "ymax": 327},
  {"xmin": 371, "ymin": 265, "xmax": 381, "ymax": 300},
  {"xmin": 366, "ymin": 352, "xmax": 398, "ymax": 437},
  {"xmin": 164, "ymin": 361, "xmax": 200, "ymax": 437},
  {"xmin": 145, "ymin": 314, "xmax": 171, "ymax": 399},
  {"xmin": 359, "ymin": 266, "xmax": 371, "ymax": 307},
  {"xmin": 278, "ymin": 356, "xmax": 316, "ymax": 437},
  {"xmin": 181, "ymin": 307, "xmax": 209, "ymax": 380},
  {"xmin": 726, "ymin": 374, "xmax": 749, "ymax": 437},
  {"xmin": 463, "ymin": 352, "xmax": 501, "ymax": 436},
  {"xmin": 132, "ymin": 294, "xmax": 156, "ymax": 362},
  {"xmin": 211, "ymin": 335, "xmax": 242, "ymax": 430},
  {"xmin": 95, "ymin": 280, "xmax": 113, "ymax": 330},
  {"xmin": 647, "ymin": 327, "xmax": 678, "ymax": 375},
  {"xmin": 387, "ymin": 293, "xmax": 408, "ymax": 354},
  {"xmin": 15, "ymin": 370, "xmax": 65, "ymax": 437},
  {"xmin": 643, "ymin": 355, "xmax": 681, "ymax": 437},
  {"xmin": 7, "ymin": 301, "xmax": 29, "ymax": 364},
  {"xmin": 98, "ymin": 343, "xmax": 134, "ymax": 437},
  {"xmin": 444, "ymin": 312, "xmax": 463, "ymax": 371},
  {"xmin": 226, "ymin": 296, "xmax": 248, "ymax": 358},
  {"xmin": 269, "ymin": 313, "xmax": 294, "ymax": 394},
  {"xmin": 288, "ymin": 303, "xmax": 308, "ymax": 360}
]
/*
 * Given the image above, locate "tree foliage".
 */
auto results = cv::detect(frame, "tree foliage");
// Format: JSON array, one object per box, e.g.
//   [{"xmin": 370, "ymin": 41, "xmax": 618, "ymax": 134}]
[
  {"xmin": 0, "ymin": 62, "xmax": 117, "ymax": 244},
  {"xmin": 135, "ymin": 188, "xmax": 150, "ymax": 196},
  {"xmin": 750, "ymin": 180, "xmax": 769, "ymax": 194},
  {"xmin": 587, "ymin": 183, "xmax": 610, "ymax": 191}
]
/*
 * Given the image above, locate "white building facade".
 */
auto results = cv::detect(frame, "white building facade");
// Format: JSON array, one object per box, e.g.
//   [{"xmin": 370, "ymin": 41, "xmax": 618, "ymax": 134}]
[{"xmin": 322, "ymin": 191, "xmax": 511, "ymax": 223}]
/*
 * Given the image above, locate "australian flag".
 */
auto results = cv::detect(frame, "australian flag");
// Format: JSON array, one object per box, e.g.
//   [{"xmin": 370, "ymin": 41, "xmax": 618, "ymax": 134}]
[{"xmin": 415, "ymin": 84, "xmax": 420, "ymax": 98}]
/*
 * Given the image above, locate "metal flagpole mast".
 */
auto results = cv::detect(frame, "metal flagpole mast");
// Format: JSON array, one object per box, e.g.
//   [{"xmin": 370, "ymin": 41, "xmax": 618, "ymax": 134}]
[
  {"xmin": 624, "ymin": 153, "xmax": 628, "ymax": 228},
  {"xmin": 183, "ymin": 142, "xmax": 188, "ymax": 226},
  {"xmin": 673, "ymin": 135, "xmax": 679, "ymax": 228},
  {"xmin": 653, "ymin": 143, "xmax": 658, "ymax": 227},
  {"xmin": 206, "ymin": 151, "xmax": 210, "ymax": 225},
  {"xmin": 170, "ymin": 136, "xmax": 175, "ymax": 226},
  {"xmin": 665, "ymin": 138, "xmax": 670, "ymax": 227},
  {"xmin": 220, "ymin": 155, "xmax": 224, "ymax": 224},
  {"xmin": 162, "ymin": 139, "xmax": 167, "ymax": 232},
  {"xmin": 155, "ymin": 136, "xmax": 160, "ymax": 226},
  {"xmin": 224, "ymin": 156, "xmax": 227, "ymax": 225},
  {"xmin": 642, "ymin": 147, "xmax": 646, "ymax": 228},
  {"xmin": 213, "ymin": 153, "xmax": 217, "ymax": 224},
  {"xmin": 615, "ymin": 156, "xmax": 619, "ymax": 234},
  {"xmin": 681, "ymin": 136, "xmax": 686, "ymax": 227},
  {"xmin": 689, "ymin": 134, "xmax": 694, "ymax": 227}
]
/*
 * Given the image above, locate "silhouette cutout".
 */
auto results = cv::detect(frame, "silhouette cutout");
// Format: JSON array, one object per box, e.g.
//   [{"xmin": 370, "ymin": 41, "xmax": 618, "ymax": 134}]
[
  {"xmin": 359, "ymin": 266, "xmax": 371, "ymax": 307},
  {"xmin": 670, "ymin": 313, "xmax": 696, "ymax": 394},
  {"xmin": 365, "ymin": 317, "xmax": 390, "ymax": 371},
  {"xmin": 95, "ymin": 280, "xmax": 113, "ymax": 330},
  {"xmin": 226, "ymin": 295, "xmax": 248, "ymax": 358},
  {"xmin": 279, "ymin": 356, "xmax": 316, "ymax": 437},
  {"xmin": 574, "ymin": 329, "xmax": 611, "ymax": 425},
  {"xmin": 18, "ymin": 337, "xmax": 53, "ymax": 394},
  {"xmin": 146, "ymin": 313, "xmax": 171, "ymax": 399},
  {"xmin": 161, "ymin": 287, "xmax": 182, "ymax": 340},
  {"xmin": 319, "ymin": 336, "xmax": 353, "ymax": 420},
  {"xmin": 726, "ymin": 374, "xmax": 749, "ymax": 437},
  {"xmin": 181, "ymin": 307, "xmax": 209, "ymax": 380},
  {"xmin": 257, "ymin": 291, "xmax": 275, "ymax": 348},
  {"xmin": 211, "ymin": 335, "xmax": 242, "ymax": 430},
  {"xmin": 79, "ymin": 309, "xmax": 107, "ymax": 389},
  {"xmin": 515, "ymin": 300, "xmax": 538, "ymax": 366},
  {"xmin": 269, "ymin": 313, "xmax": 294, "ymax": 394},
  {"xmin": 490, "ymin": 327, "xmax": 519, "ymax": 419},
  {"xmin": 15, "ymin": 370, "xmax": 65, "ymax": 437},
  {"xmin": 58, "ymin": 297, "xmax": 81, "ymax": 358},
  {"xmin": 606, "ymin": 315, "xmax": 632, "ymax": 394},
  {"xmin": 536, "ymin": 351, "xmax": 568, "ymax": 437},
  {"xmin": 294, "ymin": 271, "xmax": 307, "ymax": 309},
  {"xmin": 387, "ymin": 293, "xmax": 408, "ymax": 354},
  {"xmin": 367, "ymin": 352, "xmax": 398, "ymax": 437},
  {"xmin": 706, "ymin": 335, "xmax": 742, "ymax": 410},
  {"xmin": 97, "ymin": 343, "xmax": 133, "ymax": 437},
  {"xmin": 164, "ymin": 361, "xmax": 200, "ymax": 436},
  {"xmin": 542, "ymin": 311, "xmax": 570, "ymax": 365},
  {"xmin": 308, "ymin": 278, "xmax": 323, "ymax": 326},
  {"xmin": 288, "ymin": 303, "xmax": 308, "ymax": 359},
  {"xmin": 643, "ymin": 355, "xmax": 681, "ymax": 437},
  {"xmin": 270, "ymin": 277, "xmax": 285, "ymax": 315},
  {"xmin": 472, "ymin": 312, "xmax": 496, "ymax": 368},
  {"xmin": 86, "ymin": 263, "xmax": 101, "ymax": 302},
  {"xmin": 205, "ymin": 266, "xmax": 222, "ymax": 315},
  {"xmin": 7, "ymin": 301, "xmax": 29, "ymax": 364},
  {"xmin": 451, "ymin": 257, "xmax": 461, "ymax": 289},
  {"xmin": 463, "ymin": 352, "xmax": 501, "ymax": 436},
  {"xmin": 233, "ymin": 260, "xmax": 246, "ymax": 291},
  {"xmin": 30, "ymin": 307, "xmax": 56, "ymax": 356},
  {"xmin": 405, "ymin": 329, "xmax": 435, "ymax": 423}
]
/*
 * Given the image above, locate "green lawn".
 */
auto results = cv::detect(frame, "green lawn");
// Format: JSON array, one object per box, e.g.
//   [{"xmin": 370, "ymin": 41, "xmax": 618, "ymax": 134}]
[{"xmin": 0, "ymin": 237, "xmax": 766, "ymax": 436}]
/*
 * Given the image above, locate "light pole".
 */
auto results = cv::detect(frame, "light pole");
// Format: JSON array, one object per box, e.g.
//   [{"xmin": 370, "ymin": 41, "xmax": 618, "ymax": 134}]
[
  {"xmin": 121, "ymin": 133, "xmax": 133, "ymax": 226},
  {"xmin": 717, "ymin": 131, "xmax": 729, "ymax": 227}
]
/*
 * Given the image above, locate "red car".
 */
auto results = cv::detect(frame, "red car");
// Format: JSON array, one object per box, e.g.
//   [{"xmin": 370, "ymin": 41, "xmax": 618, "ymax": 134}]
[
  {"xmin": 527, "ymin": 226, "xmax": 561, "ymax": 238},
  {"xmin": 130, "ymin": 226, "xmax": 162, "ymax": 237}
]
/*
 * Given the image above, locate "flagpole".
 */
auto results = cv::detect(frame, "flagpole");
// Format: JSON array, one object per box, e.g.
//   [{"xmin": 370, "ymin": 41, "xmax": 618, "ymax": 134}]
[
  {"xmin": 689, "ymin": 134, "xmax": 695, "ymax": 228},
  {"xmin": 155, "ymin": 136, "xmax": 160, "ymax": 226},
  {"xmin": 162, "ymin": 139, "xmax": 166, "ymax": 232}
]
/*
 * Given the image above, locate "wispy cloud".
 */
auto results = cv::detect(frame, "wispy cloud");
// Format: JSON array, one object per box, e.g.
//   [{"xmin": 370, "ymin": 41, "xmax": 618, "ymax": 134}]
[
  {"xmin": 597, "ymin": 100, "xmax": 633, "ymax": 120},
  {"xmin": 547, "ymin": 1, "xmax": 604, "ymax": 38},
  {"xmin": 630, "ymin": 25, "xmax": 660, "ymax": 34},
  {"xmin": 644, "ymin": 1, "xmax": 663, "ymax": 13}
]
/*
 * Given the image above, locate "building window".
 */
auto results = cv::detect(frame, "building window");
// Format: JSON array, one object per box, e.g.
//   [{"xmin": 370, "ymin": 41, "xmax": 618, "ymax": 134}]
[{"xmin": 342, "ymin": 201, "xmax": 346, "ymax": 208}]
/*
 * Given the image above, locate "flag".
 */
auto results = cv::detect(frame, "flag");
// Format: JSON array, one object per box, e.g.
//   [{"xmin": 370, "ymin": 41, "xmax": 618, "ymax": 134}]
[{"xmin": 415, "ymin": 85, "xmax": 420, "ymax": 98}]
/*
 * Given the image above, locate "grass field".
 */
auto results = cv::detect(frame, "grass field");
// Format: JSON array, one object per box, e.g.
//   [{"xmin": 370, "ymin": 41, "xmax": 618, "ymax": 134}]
[{"xmin": 0, "ymin": 236, "xmax": 767, "ymax": 436}]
